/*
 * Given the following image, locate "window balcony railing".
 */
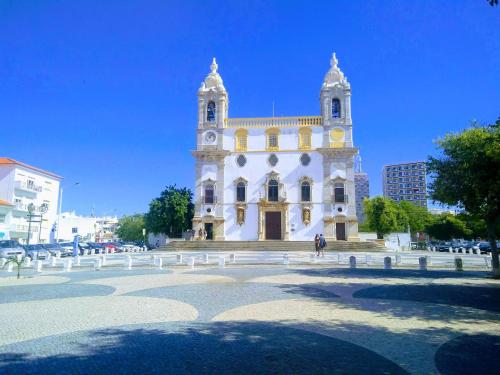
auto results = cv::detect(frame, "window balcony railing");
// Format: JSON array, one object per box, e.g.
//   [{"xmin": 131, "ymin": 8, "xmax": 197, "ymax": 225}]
[
  {"xmin": 10, "ymin": 224, "xmax": 38, "ymax": 233},
  {"xmin": 225, "ymin": 116, "xmax": 322, "ymax": 128},
  {"xmin": 15, "ymin": 181, "xmax": 43, "ymax": 193}
]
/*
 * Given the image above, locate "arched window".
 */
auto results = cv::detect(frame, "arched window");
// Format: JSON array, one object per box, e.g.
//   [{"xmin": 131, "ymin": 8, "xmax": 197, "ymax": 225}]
[
  {"xmin": 235, "ymin": 129, "xmax": 248, "ymax": 151},
  {"xmin": 268, "ymin": 179, "xmax": 279, "ymax": 202},
  {"xmin": 332, "ymin": 98, "xmax": 341, "ymax": 118},
  {"xmin": 236, "ymin": 182, "xmax": 246, "ymax": 202},
  {"xmin": 301, "ymin": 181, "xmax": 311, "ymax": 202},
  {"xmin": 334, "ymin": 182, "xmax": 345, "ymax": 203},
  {"xmin": 298, "ymin": 128, "xmax": 312, "ymax": 150},
  {"xmin": 207, "ymin": 101, "xmax": 216, "ymax": 122},
  {"xmin": 204, "ymin": 184, "xmax": 215, "ymax": 204}
]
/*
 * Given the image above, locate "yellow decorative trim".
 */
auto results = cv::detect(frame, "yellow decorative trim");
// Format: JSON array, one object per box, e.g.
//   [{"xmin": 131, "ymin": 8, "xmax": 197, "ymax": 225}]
[
  {"xmin": 265, "ymin": 128, "xmax": 280, "ymax": 151},
  {"xmin": 330, "ymin": 128, "xmax": 345, "ymax": 148},
  {"xmin": 235, "ymin": 129, "xmax": 248, "ymax": 152},
  {"xmin": 298, "ymin": 127, "xmax": 312, "ymax": 150}
]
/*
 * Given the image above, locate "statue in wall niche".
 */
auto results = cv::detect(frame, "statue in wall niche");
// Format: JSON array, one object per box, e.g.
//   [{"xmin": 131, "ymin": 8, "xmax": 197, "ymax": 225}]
[
  {"xmin": 237, "ymin": 207, "xmax": 245, "ymax": 225},
  {"xmin": 302, "ymin": 208, "xmax": 311, "ymax": 225}
]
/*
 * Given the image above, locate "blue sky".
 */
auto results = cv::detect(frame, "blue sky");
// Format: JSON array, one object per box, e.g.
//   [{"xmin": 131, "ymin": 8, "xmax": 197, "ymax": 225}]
[{"xmin": 1, "ymin": 0, "xmax": 498, "ymax": 216}]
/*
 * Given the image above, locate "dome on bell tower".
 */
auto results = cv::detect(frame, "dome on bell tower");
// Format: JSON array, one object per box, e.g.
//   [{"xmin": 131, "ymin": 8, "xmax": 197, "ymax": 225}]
[
  {"xmin": 199, "ymin": 58, "xmax": 226, "ymax": 94},
  {"xmin": 322, "ymin": 53, "xmax": 350, "ymax": 89}
]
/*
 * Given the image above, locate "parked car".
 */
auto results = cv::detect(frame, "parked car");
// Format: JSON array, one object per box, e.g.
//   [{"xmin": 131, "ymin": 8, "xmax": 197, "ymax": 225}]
[
  {"xmin": 437, "ymin": 242, "xmax": 453, "ymax": 252},
  {"xmin": 78, "ymin": 242, "xmax": 92, "ymax": 255},
  {"xmin": 44, "ymin": 243, "xmax": 72, "ymax": 257},
  {"xmin": 0, "ymin": 240, "xmax": 25, "ymax": 259},
  {"xmin": 23, "ymin": 244, "xmax": 49, "ymax": 260},
  {"xmin": 59, "ymin": 242, "xmax": 77, "ymax": 255},
  {"xmin": 87, "ymin": 242, "xmax": 105, "ymax": 254}
]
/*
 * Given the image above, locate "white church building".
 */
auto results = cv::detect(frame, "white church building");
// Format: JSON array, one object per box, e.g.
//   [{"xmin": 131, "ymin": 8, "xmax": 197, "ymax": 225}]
[{"xmin": 192, "ymin": 54, "xmax": 359, "ymax": 242}]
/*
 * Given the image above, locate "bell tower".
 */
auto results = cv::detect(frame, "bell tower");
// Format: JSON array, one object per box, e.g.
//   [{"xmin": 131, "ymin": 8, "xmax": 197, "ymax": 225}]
[
  {"xmin": 197, "ymin": 58, "xmax": 228, "ymax": 151},
  {"xmin": 320, "ymin": 53, "xmax": 353, "ymax": 148},
  {"xmin": 192, "ymin": 58, "xmax": 229, "ymax": 240}
]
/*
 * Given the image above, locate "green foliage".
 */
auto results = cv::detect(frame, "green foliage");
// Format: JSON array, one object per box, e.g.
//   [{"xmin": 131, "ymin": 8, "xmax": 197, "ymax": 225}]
[
  {"xmin": 4, "ymin": 256, "xmax": 25, "ymax": 279},
  {"xmin": 398, "ymin": 201, "xmax": 432, "ymax": 235},
  {"xmin": 427, "ymin": 119, "xmax": 500, "ymax": 276},
  {"xmin": 357, "ymin": 222, "xmax": 372, "ymax": 232},
  {"xmin": 364, "ymin": 197, "xmax": 408, "ymax": 239},
  {"xmin": 145, "ymin": 185, "xmax": 194, "ymax": 237},
  {"xmin": 425, "ymin": 214, "xmax": 469, "ymax": 241},
  {"xmin": 116, "ymin": 214, "xmax": 145, "ymax": 242}
]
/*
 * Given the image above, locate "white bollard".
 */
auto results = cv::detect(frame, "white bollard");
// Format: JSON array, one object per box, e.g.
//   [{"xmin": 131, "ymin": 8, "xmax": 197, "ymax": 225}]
[
  {"xmin": 454, "ymin": 256, "xmax": 463, "ymax": 271},
  {"xmin": 426, "ymin": 246, "xmax": 430, "ymax": 251},
  {"xmin": 47, "ymin": 252, "xmax": 52, "ymax": 260},
  {"xmin": 50, "ymin": 257, "xmax": 57, "ymax": 267},
  {"xmin": 349, "ymin": 256, "xmax": 356, "ymax": 269},
  {"xmin": 177, "ymin": 254, "xmax": 183, "ymax": 264},
  {"xmin": 338, "ymin": 253, "xmax": 343, "ymax": 264},
  {"xmin": 460, "ymin": 247, "xmax": 465, "ymax": 254},
  {"xmin": 64, "ymin": 258, "xmax": 72, "ymax": 272},
  {"xmin": 204, "ymin": 254, "xmax": 209, "ymax": 264},
  {"xmin": 94, "ymin": 258, "xmax": 102, "ymax": 270},
  {"xmin": 218, "ymin": 257, "xmax": 225, "ymax": 268},
  {"xmin": 230, "ymin": 253, "xmax": 236, "ymax": 263},
  {"xmin": 283, "ymin": 253, "xmax": 289, "ymax": 266},
  {"xmin": 366, "ymin": 254, "xmax": 371, "ymax": 265},
  {"xmin": 75, "ymin": 256, "xmax": 81, "ymax": 266},
  {"xmin": 35, "ymin": 260, "xmax": 43, "ymax": 272},
  {"xmin": 124, "ymin": 256, "xmax": 132, "ymax": 270},
  {"xmin": 0, "ymin": 258, "xmax": 6, "ymax": 267},
  {"xmin": 448, "ymin": 247, "xmax": 453, "ymax": 253},
  {"xmin": 188, "ymin": 257, "xmax": 195, "ymax": 269},
  {"xmin": 157, "ymin": 257, "xmax": 163, "ymax": 269},
  {"xmin": 432, "ymin": 246, "xmax": 436, "ymax": 252},
  {"xmin": 32, "ymin": 252, "xmax": 38, "ymax": 261},
  {"xmin": 24, "ymin": 257, "xmax": 31, "ymax": 267},
  {"xmin": 56, "ymin": 251, "xmax": 61, "ymax": 259},
  {"xmin": 101, "ymin": 255, "xmax": 107, "ymax": 266},
  {"xmin": 7, "ymin": 262, "xmax": 13, "ymax": 272},
  {"xmin": 384, "ymin": 256, "xmax": 392, "ymax": 270},
  {"xmin": 395, "ymin": 254, "xmax": 402, "ymax": 265},
  {"xmin": 419, "ymin": 256, "xmax": 427, "ymax": 271}
]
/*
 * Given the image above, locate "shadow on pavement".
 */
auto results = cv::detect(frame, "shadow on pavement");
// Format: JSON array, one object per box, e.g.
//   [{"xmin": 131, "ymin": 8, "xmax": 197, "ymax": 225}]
[
  {"xmin": 352, "ymin": 285, "xmax": 500, "ymax": 313},
  {"xmin": 0, "ymin": 322, "xmax": 408, "ymax": 375}
]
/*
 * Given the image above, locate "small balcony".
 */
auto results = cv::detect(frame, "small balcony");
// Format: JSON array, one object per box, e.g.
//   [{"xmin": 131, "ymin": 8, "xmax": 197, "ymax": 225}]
[
  {"xmin": 15, "ymin": 181, "xmax": 42, "ymax": 194},
  {"xmin": 13, "ymin": 202, "xmax": 29, "ymax": 212}
]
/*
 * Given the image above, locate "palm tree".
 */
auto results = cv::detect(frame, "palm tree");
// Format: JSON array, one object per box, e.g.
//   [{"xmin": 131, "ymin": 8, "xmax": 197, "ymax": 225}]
[{"xmin": 4, "ymin": 255, "xmax": 26, "ymax": 279}]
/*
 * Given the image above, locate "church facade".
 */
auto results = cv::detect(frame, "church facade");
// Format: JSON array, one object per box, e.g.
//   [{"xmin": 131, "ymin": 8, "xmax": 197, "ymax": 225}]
[{"xmin": 192, "ymin": 54, "xmax": 359, "ymax": 241}]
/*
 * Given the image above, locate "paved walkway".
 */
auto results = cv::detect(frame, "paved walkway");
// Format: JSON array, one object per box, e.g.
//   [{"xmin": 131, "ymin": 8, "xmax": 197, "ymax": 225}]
[{"xmin": 0, "ymin": 265, "xmax": 499, "ymax": 374}]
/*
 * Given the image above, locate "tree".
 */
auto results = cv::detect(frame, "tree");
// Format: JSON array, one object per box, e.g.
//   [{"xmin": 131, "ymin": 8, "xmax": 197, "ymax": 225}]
[
  {"xmin": 145, "ymin": 185, "xmax": 194, "ymax": 237},
  {"xmin": 398, "ymin": 201, "xmax": 432, "ymax": 236},
  {"xmin": 425, "ymin": 214, "xmax": 470, "ymax": 241},
  {"xmin": 364, "ymin": 197, "xmax": 408, "ymax": 239},
  {"xmin": 4, "ymin": 256, "xmax": 26, "ymax": 279},
  {"xmin": 427, "ymin": 119, "xmax": 500, "ymax": 277},
  {"xmin": 116, "ymin": 214, "xmax": 145, "ymax": 242}
]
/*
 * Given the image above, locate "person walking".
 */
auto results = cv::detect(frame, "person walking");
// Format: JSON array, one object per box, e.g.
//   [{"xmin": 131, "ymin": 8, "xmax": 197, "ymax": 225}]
[
  {"xmin": 319, "ymin": 234, "xmax": 327, "ymax": 257},
  {"xmin": 314, "ymin": 234, "xmax": 320, "ymax": 256}
]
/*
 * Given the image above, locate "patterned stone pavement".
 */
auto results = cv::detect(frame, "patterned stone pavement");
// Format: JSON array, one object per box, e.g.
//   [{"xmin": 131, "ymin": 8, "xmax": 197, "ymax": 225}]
[{"xmin": 0, "ymin": 265, "xmax": 499, "ymax": 374}]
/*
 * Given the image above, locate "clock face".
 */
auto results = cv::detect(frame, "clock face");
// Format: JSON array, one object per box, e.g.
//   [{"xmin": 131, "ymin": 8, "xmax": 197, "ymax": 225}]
[{"xmin": 205, "ymin": 132, "xmax": 217, "ymax": 144}]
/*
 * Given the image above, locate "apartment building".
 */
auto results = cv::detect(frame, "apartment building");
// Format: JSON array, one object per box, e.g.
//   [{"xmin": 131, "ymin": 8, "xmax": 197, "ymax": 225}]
[
  {"xmin": 382, "ymin": 161, "xmax": 427, "ymax": 208},
  {"xmin": 0, "ymin": 158, "xmax": 62, "ymax": 244}
]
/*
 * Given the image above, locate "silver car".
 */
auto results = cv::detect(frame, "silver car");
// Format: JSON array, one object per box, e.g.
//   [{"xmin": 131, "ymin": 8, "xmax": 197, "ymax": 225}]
[
  {"xmin": 0, "ymin": 240, "xmax": 25, "ymax": 259},
  {"xmin": 24, "ymin": 244, "xmax": 49, "ymax": 260}
]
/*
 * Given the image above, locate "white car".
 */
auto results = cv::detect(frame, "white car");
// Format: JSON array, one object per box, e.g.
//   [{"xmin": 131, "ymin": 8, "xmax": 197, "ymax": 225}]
[{"xmin": 0, "ymin": 240, "xmax": 25, "ymax": 259}]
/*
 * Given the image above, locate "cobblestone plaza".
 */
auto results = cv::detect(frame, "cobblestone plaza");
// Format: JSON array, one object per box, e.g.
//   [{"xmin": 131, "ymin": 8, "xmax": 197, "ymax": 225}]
[{"xmin": 0, "ymin": 259, "xmax": 499, "ymax": 374}]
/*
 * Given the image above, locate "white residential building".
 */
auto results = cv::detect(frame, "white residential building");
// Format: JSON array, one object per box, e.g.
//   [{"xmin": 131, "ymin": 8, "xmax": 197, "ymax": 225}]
[
  {"xmin": 54, "ymin": 211, "xmax": 119, "ymax": 243},
  {"xmin": 192, "ymin": 54, "xmax": 359, "ymax": 241},
  {"xmin": 0, "ymin": 158, "xmax": 62, "ymax": 244}
]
